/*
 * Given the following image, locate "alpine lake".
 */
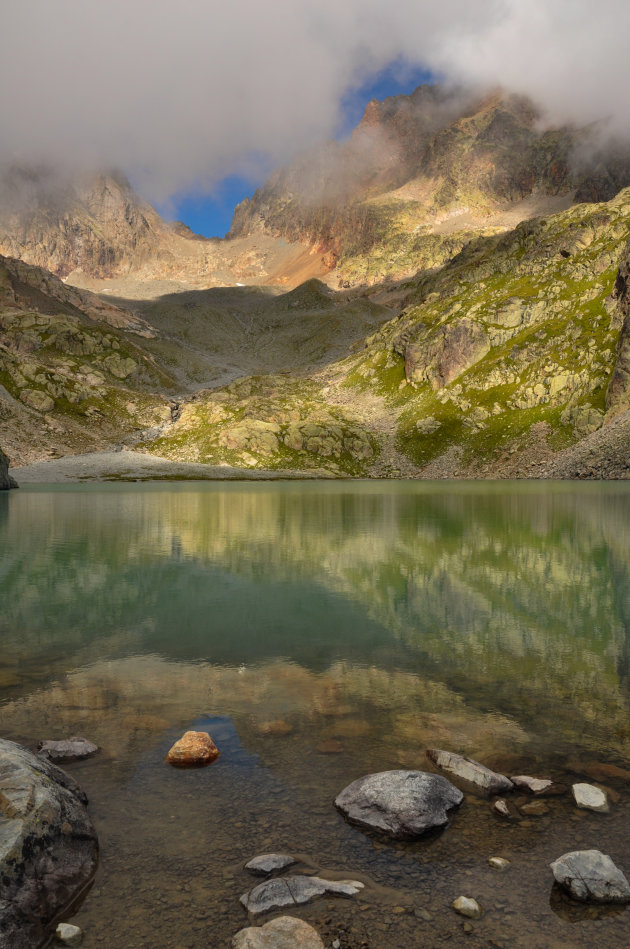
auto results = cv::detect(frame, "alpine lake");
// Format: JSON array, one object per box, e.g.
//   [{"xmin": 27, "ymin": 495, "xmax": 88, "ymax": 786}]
[{"xmin": 2, "ymin": 480, "xmax": 630, "ymax": 948}]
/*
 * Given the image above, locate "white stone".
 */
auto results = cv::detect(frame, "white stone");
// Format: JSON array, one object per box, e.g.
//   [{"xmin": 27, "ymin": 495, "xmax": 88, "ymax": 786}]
[
  {"xmin": 451, "ymin": 896, "xmax": 482, "ymax": 919},
  {"xmin": 488, "ymin": 857, "xmax": 510, "ymax": 871},
  {"xmin": 511, "ymin": 775, "xmax": 554, "ymax": 795},
  {"xmin": 572, "ymin": 783, "xmax": 609, "ymax": 813},
  {"xmin": 55, "ymin": 923, "xmax": 83, "ymax": 946}
]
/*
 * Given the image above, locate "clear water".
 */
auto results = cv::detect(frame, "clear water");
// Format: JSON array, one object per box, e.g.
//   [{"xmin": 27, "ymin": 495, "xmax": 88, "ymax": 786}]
[{"xmin": 1, "ymin": 481, "xmax": 630, "ymax": 948}]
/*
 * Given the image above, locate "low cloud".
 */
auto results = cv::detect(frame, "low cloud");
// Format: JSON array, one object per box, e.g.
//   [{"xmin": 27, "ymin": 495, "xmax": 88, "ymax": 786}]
[{"xmin": 1, "ymin": 1, "xmax": 628, "ymax": 202}]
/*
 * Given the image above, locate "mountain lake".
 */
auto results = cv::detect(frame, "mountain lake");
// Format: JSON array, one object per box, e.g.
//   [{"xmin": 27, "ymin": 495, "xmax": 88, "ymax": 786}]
[{"xmin": 1, "ymin": 480, "xmax": 630, "ymax": 948}]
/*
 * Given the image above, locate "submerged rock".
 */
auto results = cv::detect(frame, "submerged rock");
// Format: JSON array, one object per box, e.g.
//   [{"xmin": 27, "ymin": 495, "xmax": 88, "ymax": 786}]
[
  {"xmin": 427, "ymin": 749, "xmax": 514, "ymax": 794},
  {"xmin": 240, "ymin": 875, "xmax": 364, "ymax": 915},
  {"xmin": 451, "ymin": 896, "xmax": 483, "ymax": 918},
  {"xmin": 511, "ymin": 775, "xmax": 554, "ymax": 795},
  {"xmin": 488, "ymin": 857, "xmax": 510, "ymax": 871},
  {"xmin": 519, "ymin": 800, "xmax": 550, "ymax": 816},
  {"xmin": 55, "ymin": 922, "xmax": 83, "ymax": 945},
  {"xmin": 0, "ymin": 738, "xmax": 98, "ymax": 949},
  {"xmin": 39, "ymin": 737, "xmax": 99, "ymax": 762},
  {"xmin": 572, "ymin": 783, "xmax": 609, "ymax": 812},
  {"xmin": 245, "ymin": 853, "xmax": 297, "ymax": 876},
  {"xmin": 550, "ymin": 850, "xmax": 630, "ymax": 903},
  {"xmin": 166, "ymin": 730, "xmax": 219, "ymax": 767},
  {"xmin": 232, "ymin": 915, "xmax": 325, "ymax": 948},
  {"xmin": 335, "ymin": 770, "xmax": 463, "ymax": 839},
  {"xmin": 492, "ymin": 799, "xmax": 512, "ymax": 819}
]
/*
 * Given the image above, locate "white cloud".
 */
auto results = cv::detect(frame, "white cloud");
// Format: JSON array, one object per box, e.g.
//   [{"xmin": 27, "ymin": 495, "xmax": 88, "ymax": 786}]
[{"xmin": 1, "ymin": 1, "xmax": 628, "ymax": 200}]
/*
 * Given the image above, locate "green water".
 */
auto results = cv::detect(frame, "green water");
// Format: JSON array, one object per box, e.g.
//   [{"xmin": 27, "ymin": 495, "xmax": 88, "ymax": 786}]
[{"xmin": 2, "ymin": 481, "xmax": 630, "ymax": 947}]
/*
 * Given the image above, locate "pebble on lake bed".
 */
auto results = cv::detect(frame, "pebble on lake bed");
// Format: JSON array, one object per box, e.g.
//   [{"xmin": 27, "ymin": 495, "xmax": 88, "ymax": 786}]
[
  {"xmin": 492, "ymin": 799, "xmax": 512, "ymax": 819},
  {"xmin": 488, "ymin": 857, "xmax": 510, "ymax": 870},
  {"xmin": 55, "ymin": 923, "xmax": 83, "ymax": 946},
  {"xmin": 519, "ymin": 800, "xmax": 549, "ymax": 817},
  {"xmin": 451, "ymin": 896, "xmax": 482, "ymax": 919},
  {"xmin": 572, "ymin": 783, "xmax": 609, "ymax": 813},
  {"xmin": 165, "ymin": 731, "xmax": 219, "ymax": 767}
]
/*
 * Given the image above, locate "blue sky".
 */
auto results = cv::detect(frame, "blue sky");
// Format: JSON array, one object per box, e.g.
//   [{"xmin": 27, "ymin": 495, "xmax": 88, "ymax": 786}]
[{"xmin": 157, "ymin": 63, "xmax": 433, "ymax": 240}]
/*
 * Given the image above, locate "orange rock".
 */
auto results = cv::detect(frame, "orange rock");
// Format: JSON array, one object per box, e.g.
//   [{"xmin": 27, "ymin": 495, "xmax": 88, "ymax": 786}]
[{"xmin": 166, "ymin": 731, "xmax": 219, "ymax": 768}]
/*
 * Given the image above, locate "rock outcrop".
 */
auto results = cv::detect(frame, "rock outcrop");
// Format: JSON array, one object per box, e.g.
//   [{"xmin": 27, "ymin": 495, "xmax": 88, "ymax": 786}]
[
  {"xmin": 0, "ymin": 446, "xmax": 17, "ymax": 489},
  {"xmin": 0, "ymin": 739, "xmax": 98, "ymax": 949},
  {"xmin": 334, "ymin": 770, "xmax": 463, "ymax": 839}
]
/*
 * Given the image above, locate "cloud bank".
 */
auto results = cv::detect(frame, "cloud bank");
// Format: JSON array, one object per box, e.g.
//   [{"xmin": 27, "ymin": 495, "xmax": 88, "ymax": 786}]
[{"xmin": 1, "ymin": 1, "xmax": 628, "ymax": 200}]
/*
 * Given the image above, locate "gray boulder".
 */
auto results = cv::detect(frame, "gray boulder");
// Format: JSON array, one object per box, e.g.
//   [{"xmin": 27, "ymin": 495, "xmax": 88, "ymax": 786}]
[
  {"xmin": 550, "ymin": 850, "xmax": 630, "ymax": 903},
  {"xmin": 0, "ymin": 447, "xmax": 17, "ymax": 490},
  {"xmin": 38, "ymin": 738, "xmax": 99, "ymax": 762},
  {"xmin": 240, "ymin": 875, "xmax": 364, "ymax": 915},
  {"xmin": 334, "ymin": 769, "xmax": 463, "ymax": 839},
  {"xmin": 232, "ymin": 915, "xmax": 324, "ymax": 948},
  {"xmin": 426, "ymin": 749, "xmax": 514, "ymax": 794},
  {"xmin": 0, "ymin": 739, "xmax": 98, "ymax": 949}
]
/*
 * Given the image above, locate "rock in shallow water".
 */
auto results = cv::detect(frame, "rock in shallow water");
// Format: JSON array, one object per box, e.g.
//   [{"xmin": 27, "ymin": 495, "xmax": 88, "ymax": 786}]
[
  {"xmin": 550, "ymin": 850, "xmax": 630, "ymax": 903},
  {"xmin": 511, "ymin": 775, "xmax": 554, "ymax": 795},
  {"xmin": 245, "ymin": 853, "xmax": 297, "ymax": 876},
  {"xmin": 232, "ymin": 915, "xmax": 324, "ymax": 948},
  {"xmin": 39, "ymin": 737, "xmax": 99, "ymax": 762},
  {"xmin": 572, "ymin": 782, "xmax": 609, "ymax": 812},
  {"xmin": 165, "ymin": 730, "xmax": 219, "ymax": 767},
  {"xmin": 0, "ymin": 739, "xmax": 98, "ymax": 949},
  {"xmin": 426, "ymin": 749, "xmax": 514, "ymax": 794},
  {"xmin": 451, "ymin": 896, "xmax": 483, "ymax": 918},
  {"xmin": 240, "ymin": 875, "xmax": 364, "ymax": 914},
  {"xmin": 334, "ymin": 770, "xmax": 463, "ymax": 839},
  {"xmin": 55, "ymin": 922, "xmax": 83, "ymax": 945}
]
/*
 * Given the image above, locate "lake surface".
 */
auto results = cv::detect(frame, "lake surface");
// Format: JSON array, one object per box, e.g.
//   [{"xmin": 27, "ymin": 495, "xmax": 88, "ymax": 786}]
[{"xmin": 2, "ymin": 481, "xmax": 630, "ymax": 948}]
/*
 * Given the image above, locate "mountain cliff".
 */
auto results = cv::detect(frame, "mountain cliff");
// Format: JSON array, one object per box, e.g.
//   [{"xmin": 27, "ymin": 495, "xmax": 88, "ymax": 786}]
[
  {"xmin": 230, "ymin": 87, "xmax": 630, "ymax": 287},
  {"xmin": 0, "ymin": 167, "xmax": 330, "ymax": 291}
]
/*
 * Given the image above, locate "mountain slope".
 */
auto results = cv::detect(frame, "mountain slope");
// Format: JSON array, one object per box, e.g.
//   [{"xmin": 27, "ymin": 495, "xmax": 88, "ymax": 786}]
[{"xmin": 0, "ymin": 167, "xmax": 331, "ymax": 291}]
